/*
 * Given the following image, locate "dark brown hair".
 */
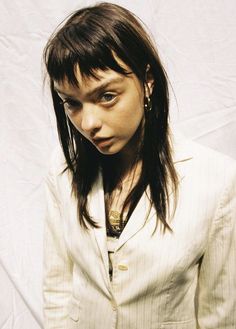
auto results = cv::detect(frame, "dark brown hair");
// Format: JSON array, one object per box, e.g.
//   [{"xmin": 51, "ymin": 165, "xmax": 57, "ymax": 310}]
[{"xmin": 43, "ymin": 2, "xmax": 178, "ymax": 232}]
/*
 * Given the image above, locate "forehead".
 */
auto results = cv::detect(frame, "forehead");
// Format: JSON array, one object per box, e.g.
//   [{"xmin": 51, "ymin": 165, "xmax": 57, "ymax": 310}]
[
  {"xmin": 54, "ymin": 67, "xmax": 123, "ymax": 95},
  {"xmin": 53, "ymin": 62, "xmax": 141, "ymax": 98},
  {"xmin": 53, "ymin": 52, "xmax": 139, "ymax": 95}
]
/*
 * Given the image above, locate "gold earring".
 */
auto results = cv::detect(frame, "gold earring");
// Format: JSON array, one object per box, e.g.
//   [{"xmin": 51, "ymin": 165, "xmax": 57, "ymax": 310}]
[{"xmin": 144, "ymin": 96, "xmax": 152, "ymax": 112}]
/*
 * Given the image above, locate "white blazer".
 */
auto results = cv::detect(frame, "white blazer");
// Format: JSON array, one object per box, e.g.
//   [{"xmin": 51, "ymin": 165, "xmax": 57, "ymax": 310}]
[{"xmin": 43, "ymin": 134, "xmax": 236, "ymax": 329}]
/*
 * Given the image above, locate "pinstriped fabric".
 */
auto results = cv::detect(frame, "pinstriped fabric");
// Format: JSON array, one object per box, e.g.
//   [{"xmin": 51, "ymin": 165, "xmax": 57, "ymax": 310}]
[
  {"xmin": 43, "ymin": 164, "xmax": 74, "ymax": 329},
  {"xmin": 42, "ymin": 137, "xmax": 236, "ymax": 329}
]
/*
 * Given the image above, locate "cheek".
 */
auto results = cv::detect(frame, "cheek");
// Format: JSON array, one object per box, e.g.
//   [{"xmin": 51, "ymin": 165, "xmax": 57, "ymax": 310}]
[
  {"xmin": 67, "ymin": 115, "xmax": 83, "ymax": 134},
  {"xmin": 119, "ymin": 97, "xmax": 144, "ymax": 125}
]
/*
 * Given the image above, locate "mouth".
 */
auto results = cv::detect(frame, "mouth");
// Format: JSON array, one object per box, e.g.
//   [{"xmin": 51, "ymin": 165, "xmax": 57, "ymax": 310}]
[{"xmin": 92, "ymin": 137, "xmax": 114, "ymax": 148}]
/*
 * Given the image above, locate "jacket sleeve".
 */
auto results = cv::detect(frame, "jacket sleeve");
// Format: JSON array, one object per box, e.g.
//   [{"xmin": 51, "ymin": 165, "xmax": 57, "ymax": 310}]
[
  {"xmin": 42, "ymin": 163, "xmax": 73, "ymax": 329},
  {"xmin": 196, "ymin": 168, "xmax": 236, "ymax": 328}
]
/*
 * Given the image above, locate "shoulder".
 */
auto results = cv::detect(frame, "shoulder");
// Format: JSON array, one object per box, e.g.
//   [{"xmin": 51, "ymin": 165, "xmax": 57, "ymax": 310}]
[
  {"xmin": 171, "ymin": 130, "xmax": 236, "ymax": 180},
  {"xmin": 46, "ymin": 144, "xmax": 68, "ymax": 177},
  {"xmin": 171, "ymin": 130, "xmax": 236, "ymax": 213},
  {"xmin": 170, "ymin": 131, "xmax": 236, "ymax": 234},
  {"xmin": 44, "ymin": 144, "xmax": 73, "ymax": 195}
]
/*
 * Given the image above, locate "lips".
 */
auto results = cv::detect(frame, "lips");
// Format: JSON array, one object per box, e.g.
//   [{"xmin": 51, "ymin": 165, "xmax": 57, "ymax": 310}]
[{"xmin": 92, "ymin": 137, "xmax": 113, "ymax": 148}]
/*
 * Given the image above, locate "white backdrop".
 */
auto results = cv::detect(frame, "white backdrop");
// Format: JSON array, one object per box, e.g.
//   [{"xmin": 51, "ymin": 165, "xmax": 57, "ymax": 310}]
[{"xmin": 0, "ymin": 1, "xmax": 236, "ymax": 328}]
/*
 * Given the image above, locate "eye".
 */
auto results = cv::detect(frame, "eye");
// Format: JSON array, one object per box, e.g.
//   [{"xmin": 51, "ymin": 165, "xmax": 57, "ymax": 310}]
[
  {"xmin": 100, "ymin": 93, "xmax": 116, "ymax": 103},
  {"xmin": 60, "ymin": 99, "xmax": 82, "ymax": 112}
]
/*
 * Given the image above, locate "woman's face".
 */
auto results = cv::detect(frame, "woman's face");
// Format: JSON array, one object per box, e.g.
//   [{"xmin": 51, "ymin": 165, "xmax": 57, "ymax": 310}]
[{"xmin": 54, "ymin": 59, "xmax": 153, "ymax": 157}]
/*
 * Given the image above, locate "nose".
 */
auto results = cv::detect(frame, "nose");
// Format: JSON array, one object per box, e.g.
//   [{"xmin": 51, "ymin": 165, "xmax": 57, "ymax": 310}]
[{"xmin": 80, "ymin": 105, "xmax": 102, "ymax": 135}]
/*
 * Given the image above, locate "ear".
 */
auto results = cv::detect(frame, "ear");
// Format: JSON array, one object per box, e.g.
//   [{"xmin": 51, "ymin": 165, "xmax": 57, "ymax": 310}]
[{"xmin": 144, "ymin": 64, "xmax": 154, "ymax": 97}]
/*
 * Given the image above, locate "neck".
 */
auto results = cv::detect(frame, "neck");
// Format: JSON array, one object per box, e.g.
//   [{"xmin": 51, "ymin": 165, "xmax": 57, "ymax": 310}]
[
  {"xmin": 102, "ymin": 118, "xmax": 144, "ymax": 191},
  {"xmin": 116, "ymin": 118, "xmax": 144, "ymax": 178},
  {"xmin": 102, "ymin": 155, "xmax": 142, "ymax": 195}
]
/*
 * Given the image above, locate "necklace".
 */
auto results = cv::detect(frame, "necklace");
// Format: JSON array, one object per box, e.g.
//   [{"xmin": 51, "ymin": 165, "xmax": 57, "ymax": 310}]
[
  {"xmin": 109, "ymin": 210, "xmax": 123, "ymax": 231},
  {"xmin": 107, "ymin": 181, "xmax": 126, "ymax": 236},
  {"xmin": 106, "ymin": 161, "xmax": 141, "ymax": 236}
]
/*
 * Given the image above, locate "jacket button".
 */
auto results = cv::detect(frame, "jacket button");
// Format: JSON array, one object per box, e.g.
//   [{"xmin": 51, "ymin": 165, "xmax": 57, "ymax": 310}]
[{"xmin": 118, "ymin": 264, "xmax": 128, "ymax": 271}]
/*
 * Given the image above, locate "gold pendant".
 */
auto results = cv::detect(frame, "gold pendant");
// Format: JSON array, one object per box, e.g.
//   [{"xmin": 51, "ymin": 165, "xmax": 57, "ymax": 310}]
[{"xmin": 109, "ymin": 210, "xmax": 121, "ymax": 227}]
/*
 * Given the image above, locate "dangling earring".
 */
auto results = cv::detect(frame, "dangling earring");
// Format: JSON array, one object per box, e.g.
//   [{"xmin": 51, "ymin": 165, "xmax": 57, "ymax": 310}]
[{"xmin": 144, "ymin": 96, "xmax": 152, "ymax": 112}]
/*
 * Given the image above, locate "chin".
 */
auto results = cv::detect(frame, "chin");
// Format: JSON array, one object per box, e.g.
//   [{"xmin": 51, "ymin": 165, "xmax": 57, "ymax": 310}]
[
  {"xmin": 96, "ymin": 147, "xmax": 120, "ymax": 155},
  {"xmin": 95, "ymin": 143, "xmax": 124, "ymax": 155}
]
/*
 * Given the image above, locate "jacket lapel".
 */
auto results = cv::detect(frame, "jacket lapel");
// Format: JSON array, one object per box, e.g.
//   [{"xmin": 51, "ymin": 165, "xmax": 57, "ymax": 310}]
[
  {"xmin": 115, "ymin": 188, "xmax": 153, "ymax": 251},
  {"xmin": 115, "ymin": 130, "xmax": 194, "ymax": 251},
  {"xmin": 87, "ymin": 172, "xmax": 153, "ymax": 268},
  {"xmin": 87, "ymin": 172, "xmax": 109, "ymax": 274}
]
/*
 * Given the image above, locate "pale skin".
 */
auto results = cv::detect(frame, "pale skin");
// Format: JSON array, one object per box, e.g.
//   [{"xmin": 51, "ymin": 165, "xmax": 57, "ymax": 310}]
[{"xmin": 54, "ymin": 57, "xmax": 154, "ymax": 210}]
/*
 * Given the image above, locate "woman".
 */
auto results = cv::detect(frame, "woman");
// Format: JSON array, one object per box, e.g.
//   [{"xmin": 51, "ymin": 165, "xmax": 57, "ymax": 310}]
[{"xmin": 42, "ymin": 2, "xmax": 236, "ymax": 329}]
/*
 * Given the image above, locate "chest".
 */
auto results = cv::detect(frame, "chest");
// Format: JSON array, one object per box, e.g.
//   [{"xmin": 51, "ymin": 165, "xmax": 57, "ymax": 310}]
[{"xmin": 57, "ymin": 164, "xmax": 218, "ymax": 291}]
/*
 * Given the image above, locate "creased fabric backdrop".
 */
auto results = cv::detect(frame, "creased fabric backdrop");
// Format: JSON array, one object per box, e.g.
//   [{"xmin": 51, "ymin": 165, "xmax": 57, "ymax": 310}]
[{"xmin": 0, "ymin": 0, "xmax": 235, "ymax": 328}]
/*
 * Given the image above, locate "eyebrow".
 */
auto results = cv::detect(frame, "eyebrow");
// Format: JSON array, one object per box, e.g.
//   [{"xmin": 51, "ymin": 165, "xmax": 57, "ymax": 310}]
[{"xmin": 54, "ymin": 76, "xmax": 125, "ymax": 98}]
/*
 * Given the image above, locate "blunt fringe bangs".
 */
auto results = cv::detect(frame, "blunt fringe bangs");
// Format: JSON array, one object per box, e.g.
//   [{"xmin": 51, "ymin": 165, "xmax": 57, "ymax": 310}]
[
  {"xmin": 43, "ymin": 2, "xmax": 179, "ymax": 233},
  {"xmin": 44, "ymin": 2, "xmax": 162, "ymax": 86}
]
